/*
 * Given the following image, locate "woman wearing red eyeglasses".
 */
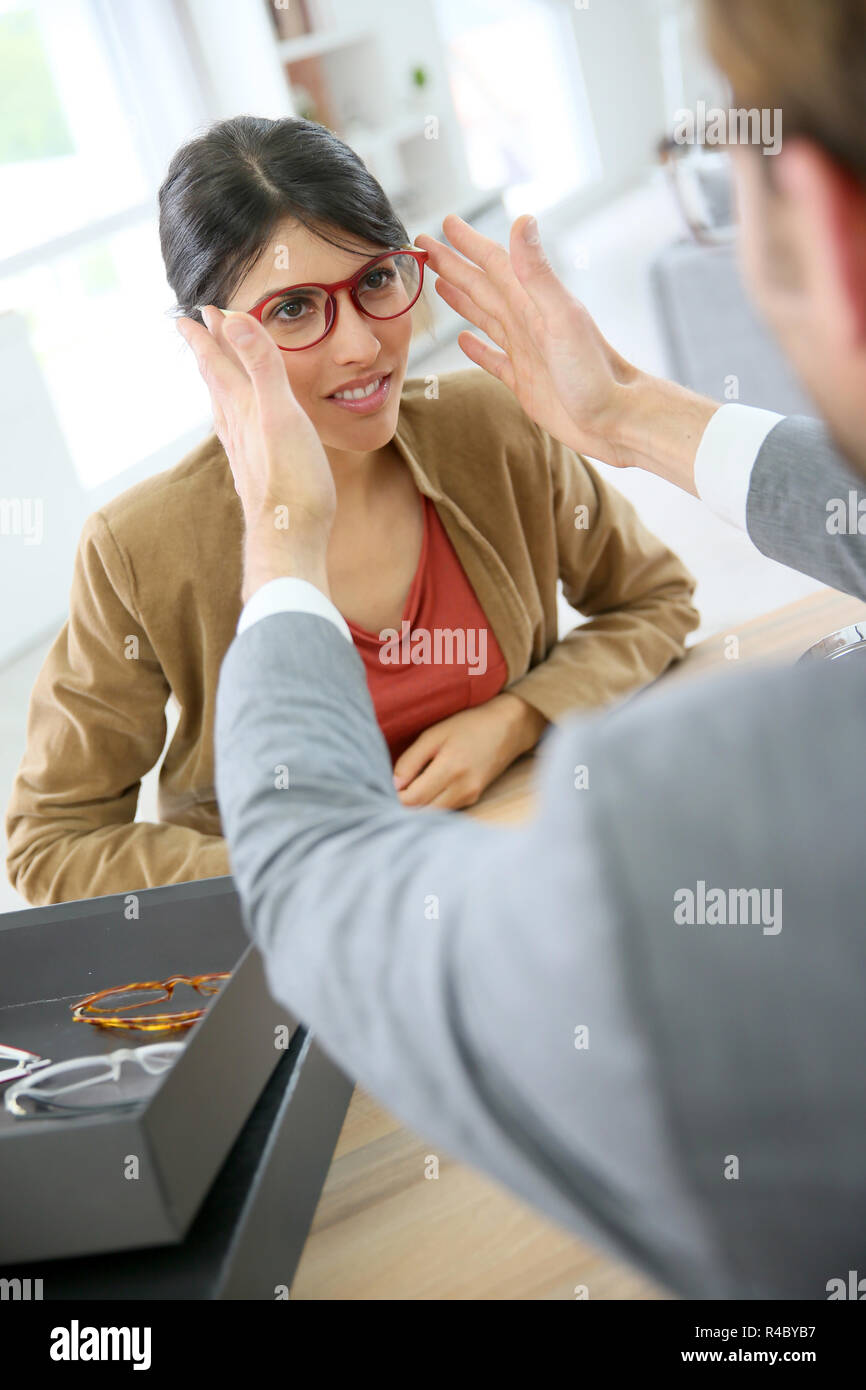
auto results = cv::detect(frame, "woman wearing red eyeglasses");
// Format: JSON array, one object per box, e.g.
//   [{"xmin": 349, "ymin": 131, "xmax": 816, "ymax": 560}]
[{"xmin": 6, "ymin": 115, "xmax": 699, "ymax": 906}]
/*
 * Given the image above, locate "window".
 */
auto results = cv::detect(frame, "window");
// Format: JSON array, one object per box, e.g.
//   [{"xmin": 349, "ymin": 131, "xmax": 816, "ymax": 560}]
[
  {"xmin": 433, "ymin": 0, "xmax": 601, "ymax": 218},
  {"xmin": 0, "ymin": 0, "xmax": 151, "ymax": 260},
  {"xmin": 0, "ymin": 0, "xmax": 210, "ymax": 489}
]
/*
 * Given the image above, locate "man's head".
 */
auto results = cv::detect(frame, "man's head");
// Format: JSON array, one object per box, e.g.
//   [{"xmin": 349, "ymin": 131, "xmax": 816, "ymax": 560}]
[{"xmin": 703, "ymin": 0, "xmax": 866, "ymax": 471}]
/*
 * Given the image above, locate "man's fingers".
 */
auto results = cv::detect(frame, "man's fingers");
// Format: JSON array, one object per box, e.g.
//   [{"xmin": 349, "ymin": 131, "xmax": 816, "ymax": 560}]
[
  {"xmin": 440, "ymin": 213, "xmax": 516, "ymax": 283},
  {"xmin": 416, "ymin": 224, "xmax": 523, "ymax": 328},
  {"xmin": 219, "ymin": 310, "xmax": 304, "ymax": 425},
  {"xmin": 432, "ymin": 275, "xmax": 506, "ymax": 348},
  {"xmin": 508, "ymin": 214, "xmax": 575, "ymax": 328},
  {"xmin": 203, "ymin": 305, "xmax": 260, "ymax": 375},
  {"xmin": 456, "ymin": 330, "xmax": 516, "ymax": 389},
  {"xmin": 177, "ymin": 313, "xmax": 246, "ymax": 401},
  {"xmin": 422, "ymin": 213, "xmax": 577, "ymax": 340},
  {"xmin": 414, "ymin": 231, "xmax": 459, "ymax": 276}
]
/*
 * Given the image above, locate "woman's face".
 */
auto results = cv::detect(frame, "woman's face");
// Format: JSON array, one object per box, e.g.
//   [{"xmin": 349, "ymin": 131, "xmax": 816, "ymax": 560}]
[{"xmin": 224, "ymin": 219, "xmax": 414, "ymax": 454}]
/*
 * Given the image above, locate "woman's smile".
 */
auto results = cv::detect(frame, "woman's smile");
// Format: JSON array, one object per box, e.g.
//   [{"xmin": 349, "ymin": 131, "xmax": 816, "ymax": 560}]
[{"xmin": 325, "ymin": 371, "xmax": 393, "ymax": 413}]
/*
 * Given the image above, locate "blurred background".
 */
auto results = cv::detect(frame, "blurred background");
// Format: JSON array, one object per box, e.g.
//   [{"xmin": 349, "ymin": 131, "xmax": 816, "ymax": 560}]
[{"xmin": 0, "ymin": 0, "xmax": 825, "ymax": 909}]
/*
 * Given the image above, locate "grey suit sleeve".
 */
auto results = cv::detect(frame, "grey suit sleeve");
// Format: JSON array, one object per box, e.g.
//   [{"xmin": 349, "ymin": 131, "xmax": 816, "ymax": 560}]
[
  {"xmin": 215, "ymin": 612, "xmax": 719, "ymax": 1296},
  {"xmin": 747, "ymin": 415, "xmax": 866, "ymax": 600}
]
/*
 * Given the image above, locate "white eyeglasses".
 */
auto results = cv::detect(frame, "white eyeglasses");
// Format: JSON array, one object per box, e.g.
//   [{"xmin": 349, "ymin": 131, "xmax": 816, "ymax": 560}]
[
  {"xmin": 0, "ymin": 1044, "xmax": 53, "ymax": 1085},
  {"xmin": 4, "ymin": 1042, "xmax": 186, "ymax": 1118}
]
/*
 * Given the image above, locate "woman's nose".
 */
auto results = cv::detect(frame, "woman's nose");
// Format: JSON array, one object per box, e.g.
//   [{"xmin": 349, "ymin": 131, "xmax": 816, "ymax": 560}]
[{"xmin": 328, "ymin": 289, "xmax": 382, "ymax": 358}]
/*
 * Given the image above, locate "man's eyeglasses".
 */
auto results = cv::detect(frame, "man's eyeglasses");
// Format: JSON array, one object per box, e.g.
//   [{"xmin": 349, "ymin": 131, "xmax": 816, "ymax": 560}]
[
  {"xmin": 218, "ymin": 247, "xmax": 429, "ymax": 351},
  {"xmin": 657, "ymin": 135, "xmax": 736, "ymax": 247}
]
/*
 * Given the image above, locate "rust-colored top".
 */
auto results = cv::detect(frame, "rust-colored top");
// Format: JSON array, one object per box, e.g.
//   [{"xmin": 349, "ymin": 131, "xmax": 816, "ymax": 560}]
[{"xmin": 348, "ymin": 495, "xmax": 508, "ymax": 762}]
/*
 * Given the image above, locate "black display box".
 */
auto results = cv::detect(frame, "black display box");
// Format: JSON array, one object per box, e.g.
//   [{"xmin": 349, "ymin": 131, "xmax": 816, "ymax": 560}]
[{"xmin": 0, "ymin": 875, "xmax": 347, "ymax": 1273}]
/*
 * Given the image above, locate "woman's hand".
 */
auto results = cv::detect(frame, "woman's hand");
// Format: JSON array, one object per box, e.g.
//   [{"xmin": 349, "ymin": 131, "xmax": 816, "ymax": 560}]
[
  {"xmin": 176, "ymin": 306, "xmax": 336, "ymax": 601},
  {"xmin": 393, "ymin": 693, "xmax": 548, "ymax": 810},
  {"xmin": 415, "ymin": 215, "xmax": 714, "ymax": 494}
]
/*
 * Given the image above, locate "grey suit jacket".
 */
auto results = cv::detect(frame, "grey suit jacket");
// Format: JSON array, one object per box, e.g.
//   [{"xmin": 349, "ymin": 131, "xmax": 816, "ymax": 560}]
[{"xmin": 214, "ymin": 414, "xmax": 866, "ymax": 1300}]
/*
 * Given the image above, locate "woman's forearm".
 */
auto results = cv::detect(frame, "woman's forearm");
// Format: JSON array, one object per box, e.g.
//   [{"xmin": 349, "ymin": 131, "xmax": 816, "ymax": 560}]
[{"xmin": 5, "ymin": 819, "xmax": 231, "ymax": 906}]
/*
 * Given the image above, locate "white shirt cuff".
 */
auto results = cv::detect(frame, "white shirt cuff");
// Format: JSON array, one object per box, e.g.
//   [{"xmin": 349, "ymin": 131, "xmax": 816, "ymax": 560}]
[
  {"xmin": 693, "ymin": 403, "xmax": 785, "ymax": 531},
  {"xmin": 237, "ymin": 576, "xmax": 352, "ymax": 642}
]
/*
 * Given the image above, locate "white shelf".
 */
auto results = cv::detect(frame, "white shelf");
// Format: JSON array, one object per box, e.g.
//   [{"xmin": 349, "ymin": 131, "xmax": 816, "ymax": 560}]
[
  {"xmin": 406, "ymin": 184, "xmax": 508, "ymax": 239},
  {"xmin": 266, "ymin": 1, "xmax": 488, "ymax": 276},
  {"xmin": 346, "ymin": 111, "xmax": 432, "ymax": 159},
  {"xmin": 277, "ymin": 27, "xmax": 373, "ymax": 64}
]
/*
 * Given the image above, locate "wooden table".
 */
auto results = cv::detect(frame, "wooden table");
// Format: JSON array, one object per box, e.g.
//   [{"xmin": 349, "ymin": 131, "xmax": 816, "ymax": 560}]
[{"xmin": 291, "ymin": 587, "xmax": 866, "ymax": 1300}]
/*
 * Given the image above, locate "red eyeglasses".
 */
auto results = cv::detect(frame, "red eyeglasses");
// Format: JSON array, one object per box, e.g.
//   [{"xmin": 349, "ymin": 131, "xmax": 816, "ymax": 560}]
[{"xmin": 239, "ymin": 247, "xmax": 429, "ymax": 351}]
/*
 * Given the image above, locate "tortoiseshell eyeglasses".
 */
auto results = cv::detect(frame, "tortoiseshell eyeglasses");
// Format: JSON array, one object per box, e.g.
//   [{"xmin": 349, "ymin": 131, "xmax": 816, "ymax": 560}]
[{"xmin": 71, "ymin": 973, "xmax": 231, "ymax": 1033}]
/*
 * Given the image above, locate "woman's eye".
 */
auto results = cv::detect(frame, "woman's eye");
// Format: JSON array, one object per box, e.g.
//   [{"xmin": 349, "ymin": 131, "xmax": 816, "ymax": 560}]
[
  {"xmin": 274, "ymin": 296, "xmax": 313, "ymax": 319},
  {"xmin": 363, "ymin": 268, "xmax": 394, "ymax": 290}
]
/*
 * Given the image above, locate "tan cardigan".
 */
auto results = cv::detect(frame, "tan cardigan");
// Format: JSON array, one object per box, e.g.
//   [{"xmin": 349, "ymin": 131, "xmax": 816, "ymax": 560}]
[{"xmin": 6, "ymin": 368, "xmax": 699, "ymax": 905}]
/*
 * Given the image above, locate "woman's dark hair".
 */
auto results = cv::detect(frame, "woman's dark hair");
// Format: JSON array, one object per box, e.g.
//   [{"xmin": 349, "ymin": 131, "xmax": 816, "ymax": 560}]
[{"xmin": 159, "ymin": 114, "xmax": 413, "ymax": 324}]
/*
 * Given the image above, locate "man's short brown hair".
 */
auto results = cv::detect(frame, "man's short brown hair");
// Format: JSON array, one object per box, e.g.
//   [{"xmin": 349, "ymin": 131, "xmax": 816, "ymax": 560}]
[{"xmin": 703, "ymin": 0, "xmax": 866, "ymax": 184}]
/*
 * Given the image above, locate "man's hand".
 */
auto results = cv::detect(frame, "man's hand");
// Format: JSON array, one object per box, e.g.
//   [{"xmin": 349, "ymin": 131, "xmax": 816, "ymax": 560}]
[
  {"xmin": 416, "ymin": 213, "xmax": 637, "ymax": 464},
  {"xmin": 393, "ymin": 693, "xmax": 548, "ymax": 810},
  {"xmin": 415, "ymin": 214, "xmax": 716, "ymax": 496},
  {"xmin": 176, "ymin": 307, "xmax": 336, "ymax": 602}
]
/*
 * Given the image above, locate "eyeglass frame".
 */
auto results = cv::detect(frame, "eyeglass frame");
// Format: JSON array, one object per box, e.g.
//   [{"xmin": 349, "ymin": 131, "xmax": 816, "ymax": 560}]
[
  {"xmin": 4, "ymin": 1042, "xmax": 186, "ymax": 1118},
  {"xmin": 0, "ymin": 1044, "xmax": 53, "ymax": 1084},
  {"xmin": 228, "ymin": 246, "xmax": 430, "ymax": 351},
  {"xmin": 656, "ymin": 135, "xmax": 736, "ymax": 248},
  {"xmin": 71, "ymin": 972, "xmax": 231, "ymax": 1032}
]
